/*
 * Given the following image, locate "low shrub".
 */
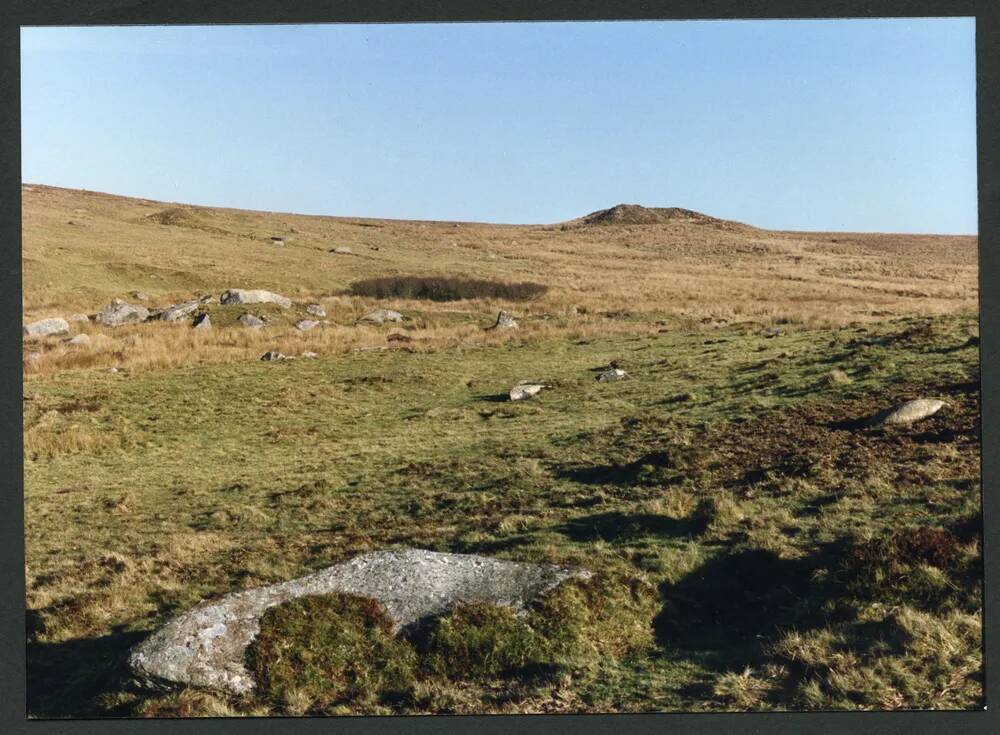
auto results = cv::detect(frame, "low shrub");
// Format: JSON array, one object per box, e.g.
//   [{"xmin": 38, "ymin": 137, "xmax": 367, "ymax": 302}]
[{"xmin": 348, "ymin": 276, "xmax": 547, "ymax": 302}]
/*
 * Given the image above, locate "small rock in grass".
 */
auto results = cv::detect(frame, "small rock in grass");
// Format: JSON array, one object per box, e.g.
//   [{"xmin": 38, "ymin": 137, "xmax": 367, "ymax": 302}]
[
  {"xmin": 260, "ymin": 351, "xmax": 286, "ymax": 362},
  {"xmin": 192, "ymin": 314, "xmax": 211, "ymax": 330},
  {"xmin": 825, "ymin": 368, "xmax": 852, "ymax": 385},
  {"xmin": 238, "ymin": 314, "xmax": 265, "ymax": 329},
  {"xmin": 220, "ymin": 289, "xmax": 292, "ymax": 309},
  {"xmin": 387, "ymin": 333, "xmax": 412, "ymax": 343},
  {"xmin": 305, "ymin": 304, "xmax": 326, "ymax": 318},
  {"xmin": 597, "ymin": 368, "xmax": 628, "ymax": 382},
  {"xmin": 358, "ymin": 309, "xmax": 403, "ymax": 325},
  {"xmin": 487, "ymin": 311, "xmax": 519, "ymax": 330},
  {"xmin": 23, "ymin": 317, "xmax": 70, "ymax": 340},
  {"xmin": 510, "ymin": 381, "xmax": 546, "ymax": 401},
  {"xmin": 301, "ymin": 351, "xmax": 318, "ymax": 358},
  {"xmin": 69, "ymin": 313, "xmax": 91, "ymax": 323},
  {"xmin": 96, "ymin": 299, "xmax": 150, "ymax": 327},
  {"xmin": 868, "ymin": 398, "xmax": 946, "ymax": 427},
  {"xmin": 66, "ymin": 334, "xmax": 91, "ymax": 348},
  {"xmin": 329, "ymin": 246, "xmax": 353, "ymax": 255},
  {"xmin": 295, "ymin": 320, "xmax": 319, "ymax": 331}
]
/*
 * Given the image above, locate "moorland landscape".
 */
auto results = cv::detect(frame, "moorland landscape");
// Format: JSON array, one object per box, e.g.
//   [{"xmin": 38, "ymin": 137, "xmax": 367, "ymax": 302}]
[{"xmin": 22, "ymin": 182, "xmax": 982, "ymax": 716}]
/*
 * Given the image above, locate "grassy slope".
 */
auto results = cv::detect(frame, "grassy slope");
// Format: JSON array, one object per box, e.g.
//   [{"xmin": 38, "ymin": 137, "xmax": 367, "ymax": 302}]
[{"xmin": 21, "ymin": 185, "xmax": 982, "ymax": 716}]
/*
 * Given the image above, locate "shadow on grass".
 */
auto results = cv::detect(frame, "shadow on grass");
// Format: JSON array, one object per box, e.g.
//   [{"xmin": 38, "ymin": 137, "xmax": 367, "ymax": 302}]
[
  {"xmin": 556, "ymin": 449, "xmax": 701, "ymax": 487},
  {"xmin": 27, "ymin": 618, "xmax": 148, "ymax": 718},
  {"xmin": 557, "ymin": 512, "xmax": 704, "ymax": 543},
  {"xmin": 654, "ymin": 546, "xmax": 845, "ymax": 669}
]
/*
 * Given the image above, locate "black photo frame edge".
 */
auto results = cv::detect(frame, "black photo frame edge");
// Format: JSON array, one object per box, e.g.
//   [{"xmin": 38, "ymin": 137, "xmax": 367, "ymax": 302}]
[{"xmin": 1, "ymin": 2, "xmax": 996, "ymax": 734}]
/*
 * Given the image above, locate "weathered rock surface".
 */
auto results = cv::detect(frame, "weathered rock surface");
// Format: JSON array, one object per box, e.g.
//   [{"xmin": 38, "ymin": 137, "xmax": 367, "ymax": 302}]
[
  {"xmin": 132, "ymin": 291, "xmax": 149, "ymax": 302},
  {"xmin": 96, "ymin": 299, "xmax": 150, "ymax": 327},
  {"xmin": 295, "ymin": 319, "xmax": 319, "ymax": 331},
  {"xmin": 330, "ymin": 246, "xmax": 353, "ymax": 255},
  {"xmin": 155, "ymin": 300, "xmax": 200, "ymax": 322},
  {"xmin": 597, "ymin": 368, "xmax": 628, "ymax": 382},
  {"xmin": 23, "ymin": 317, "xmax": 70, "ymax": 340},
  {"xmin": 358, "ymin": 308, "xmax": 403, "ymax": 325},
  {"xmin": 237, "ymin": 314, "xmax": 265, "ymax": 329},
  {"xmin": 192, "ymin": 314, "xmax": 211, "ymax": 330},
  {"xmin": 220, "ymin": 289, "xmax": 292, "ymax": 309},
  {"xmin": 66, "ymin": 334, "xmax": 91, "ymax": 348},
  {"xmin": 487, "ymin": 311, "xmax": 519, "ymax": 330},
  {"xmin": 305, "ymin": 304, "xmax": 326, "ymax": 318},
  {"xmin": 260, "ymin": 350, "xmax": 286, "ymax": 361},
  {"xmin": 69, "ymin": 313, "xmax": 91, "ymax": 323},
  {"xmin": 510, "ymin": 381, "xmax": 546, "ymax": 401},
  {"xmin": 128, "ymin": 548, "xmax": 588, "ymax": 694},
  {"xmin": 869, "ymin": 398, "xmax": 946, "ymax": 427}
]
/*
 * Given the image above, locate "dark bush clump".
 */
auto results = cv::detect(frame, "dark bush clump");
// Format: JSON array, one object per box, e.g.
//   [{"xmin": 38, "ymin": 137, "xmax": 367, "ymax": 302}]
[{"xmin": 348, "ymin": 276, "xmax": 548, "ymax": 302}]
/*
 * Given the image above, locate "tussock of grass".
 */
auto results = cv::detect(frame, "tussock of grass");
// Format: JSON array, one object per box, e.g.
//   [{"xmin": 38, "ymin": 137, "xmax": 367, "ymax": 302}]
[{"xmin": 248, "ymin": 594, "xmax": 418, "ymax": 714}]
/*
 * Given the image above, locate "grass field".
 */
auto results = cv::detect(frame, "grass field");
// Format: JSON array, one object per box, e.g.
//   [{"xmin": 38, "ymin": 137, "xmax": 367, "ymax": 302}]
[{"xmin": 22, "ymin": 184, "xmax": 982, "ymax": 716}]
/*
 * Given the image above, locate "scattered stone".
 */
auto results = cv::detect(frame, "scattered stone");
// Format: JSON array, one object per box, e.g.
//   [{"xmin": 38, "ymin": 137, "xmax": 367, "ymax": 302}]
[
  {"xmin": 127, "ymin": 548, "xmax": 589, "ymax": 694},
  {"xmin": 131, "ymin": 291, "xmax": 149, "ymax": 301},
  {"xmin": 305, "ymin": 304, "xmax": 326, "ymax": 318},
  {"xmin": 220, "ymin": 289, "xmax": 292, "ymax": 309},
  {"xmin": 198, "ymin": 294, "xmax": 217, "ymax": 305},
  {"xmin": 155, "ymin": 300, "xmax": 200, "ymax": 322},
  {"xmin": 269, "ymin": 236, "xmax": 286, "ymax": 245},
  {"xmin": 107, "ymin": 367, "xmax": 120, "ymax": 374},
  {"xmin": 23, "ymin": 317, "xmax": 70, "ymax": 340},
  {"xmin": 192, "ymin": 314, "xmax": 211, "ymax": 330},
  {"xmin": 295, "ymin": 320, "xmax": 319, "ymax": 332},
  {"xmin": 66, "ymin": 334, "xmax": 91, "ymax": 348},
  {"xmin": 510, "ymin": 381, "xmax": 546, "ymax": 401},
  {"xmin": 597, "ymin": 368, "xmax": 628, "ymax": 382},
  {"xmin": 238, "ymin": 314, "xmax": 266, "ymax": 329},
  {"xmin": 329, "ymin": 247, "xmax": 353, "ymax": 255},
  {"xmin": 69, "ymin": 313, "xmax": 91, "ymax": 323},
  {"xmin": 487, "ymin": 311, "xmax": 519, "ymax": 330},
  {"xmin": 260, "ymin": 351, "xmax": 287, "ymax": 362},
  {"xmin": 358, "ymin": 308, "xmax": 403, "ymax": 325},
  {"xmin": 825, "ymin": 368, "xmax": 852, "ymax": 385},
  {"xmin": 869, "ymin": 398, "xmax": 946, "ymax": 427},
  {"xmin": 369, "ymin": 244, "xmax": 380, "ymax": 251},
  {"xmin": 301, "ymin": 351, "xmax": 318, "ymax": 359},
  {"xmin": 96, "ymin": 299, "xmax": 150, "ymax": 327}
]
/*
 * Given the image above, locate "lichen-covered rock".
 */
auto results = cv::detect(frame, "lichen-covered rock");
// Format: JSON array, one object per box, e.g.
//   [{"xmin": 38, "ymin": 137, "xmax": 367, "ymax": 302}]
[
  {"xmin": 305, "ymin": 304, "xmax": 326, "ymax": 318},
  {"xmin": 68, "ymin": 313, "xmax": 91, "ymax": 323},
  {"xmin": 295, "ymin": 320, "xmax": 319, "ymax": 331},
  {"xmin": 192, "ymin": 314, "xmax": 211, "ymax": 330},
  {"xmin": 358, "ymin": 308, "xmax": 403, "ymax": 325},
  {"xmin": 869, "ymin": 398, "xmax": 946, "ymax": 426},
  {"xmin": 510, "ymin": 381, "xmax": 545, "ymax": 401},
  {"xmin": 23, "ymin": 317, "xmax": 70, "ymax": 340},
  {"xmin": 220, "ymin": 289, "xmax": 292, "ymax": 309},
  {"xmin": 127, "ymin": 548, "xmax": 589, "ymax": 695},
  {"xmin": 260, "ymin": 351, "xmax": 286, "ymax": 362},
  {"xmin": 155, "ymin": 300, "xmax": 200, "ymax": 322},
  {"xmin": 96, "ymin": 299, "xmax": 149, "ymax": 327}
]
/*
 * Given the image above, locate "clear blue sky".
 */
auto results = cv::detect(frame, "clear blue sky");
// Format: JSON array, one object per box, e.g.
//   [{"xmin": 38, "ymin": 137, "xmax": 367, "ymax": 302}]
[{"xmin": 21, "ymin": 19, "xmax": 977, "ymax": 233}]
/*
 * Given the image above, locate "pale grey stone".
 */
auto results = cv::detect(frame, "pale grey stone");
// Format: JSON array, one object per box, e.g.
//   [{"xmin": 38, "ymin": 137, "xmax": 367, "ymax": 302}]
[
  {"xmin": 358, "ymin": 308, "xmax": 403, "ymax": 325},
  {"xmin": 305, "ymin": 304, "xmax": 326, "ymax": 318},
  {"xmin": 295, "ymin": 319, "xmax": 319, "ymax": 331},
  {"xmin": 23, "ymin": 317, "xmax": 70, "ymax": 340},
  {"xmin": 220, "ymin": 289, "xmax": 292, "ymax": 309},
  {"xmin": 96, "ymin": 300, "xmax": 149, "ymax": 327},
  {"xmin": 510, "ymin": 381, "xmax": 546, "ymax": 401},
  {"xmin": 128, "ymin": 548, "xmax": 589, "ymax": 694},
  {"xmin": 237, "ymin": 314, "xmax": 265, "ymax": 329},
  {"xmin": 597, "ymin": 368, "xmax": 628, "ymax": 382},
  {"xmin": 869, "ymin": 398, "xmax": 946, "ymax": 427}
]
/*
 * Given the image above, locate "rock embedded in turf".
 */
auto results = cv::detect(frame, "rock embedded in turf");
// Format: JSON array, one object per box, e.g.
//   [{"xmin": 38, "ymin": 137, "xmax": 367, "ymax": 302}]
[
  {"xmin": 510, "ymin": 381, "xmax": 546, "ymax": 401},
  {"xmin": 260, "ymin": 351, "xmax": 286, "ymax": 361},
  {"xmin": 66, "ymin": 333, "xmax": 91, "ymax": 348},
  {"xmin": 220, "ymin": 289, "xmax": 292, "ymax": 309},
  {"xmin": 237, "ymin": 314, "xmax": 265, "ymax": 329},
  {"xmin": 301, "ymin": 351, "xmax": 318, "ymax": 358},
  {"xmin": 487, "ymin": 310, "xmax": 519, "ymax": 330},
  {"xmin": 597, "ymin": 368, "xmax": 628, "ymax": 382},
  {"xmin": 95, "ymin": 299, "xmax": 150, "ymax": 327},
  {"xmin": 358, "ymin": 308, "xmax": 403, "ymax": 325},
  {"xmin": 127, "ymin": 548, "xmax": 590, "ymax": 695},
  {"xmin": 305, "ymin": 303, "xmax": 326, "ymax": 318},
  {"xmin": 23, "ymin": 317, "xmax": 71, "ymax": 340},
  {"xmin": 869, "ymin": 398, "xmax": 946, "ymax": 426},
  {"xmin": 295, "ymin": 319, "xmax": 319, "ymax": 331},
  {"xmin": 155, "ymin": 300, "xmax": 201, "ymax": 322},
  {"xmin": 330, "ymin": 246, "xmax": 353, "ymax": 255},
  {"xmin": 68, "ymin": 313, "xmax": 91, "ymax": 323},
  {"xmin": 192, "ymin": 313, "xmax": 211, "ymax": 330}
]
